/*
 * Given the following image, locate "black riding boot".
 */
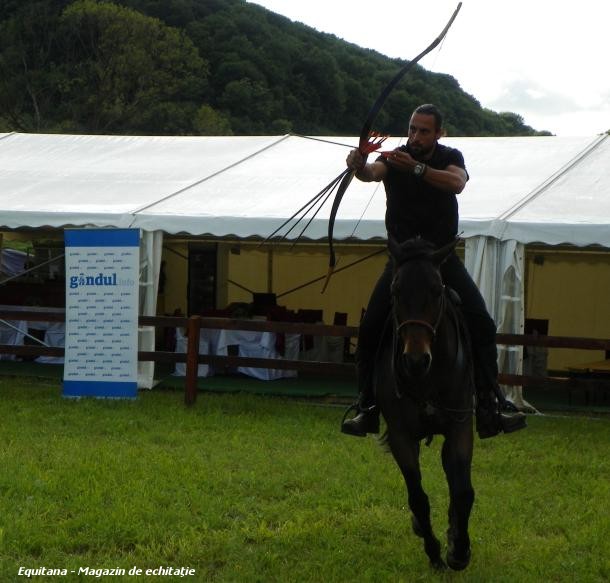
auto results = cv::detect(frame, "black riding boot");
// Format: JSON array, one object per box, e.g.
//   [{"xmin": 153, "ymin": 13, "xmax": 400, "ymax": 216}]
[
  {"xmin": 341, "ymin": 348, "xmax": 381, "ymax": 437},
  {"xmin": 340, "ymin": 367, "xmax": 379, "ymax": 437},
  {"xmin": 341, "ymin": 396, "xmax": 380, "ymax": 437},
  {"xmin": 476, "ymin": 385, "xmax": 527, "ymax": 439}
]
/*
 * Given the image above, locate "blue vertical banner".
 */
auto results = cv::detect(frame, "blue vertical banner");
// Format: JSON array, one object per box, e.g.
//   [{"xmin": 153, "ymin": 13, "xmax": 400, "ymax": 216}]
[{"xmin": 63, "ymin": 229, "xmax": 140, "ymax": 398}]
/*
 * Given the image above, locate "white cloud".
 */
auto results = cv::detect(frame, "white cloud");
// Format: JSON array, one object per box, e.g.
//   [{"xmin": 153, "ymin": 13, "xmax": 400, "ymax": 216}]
[{"xmin": 490, "ymin": 80, "xmax": 581, "ymax": 115}]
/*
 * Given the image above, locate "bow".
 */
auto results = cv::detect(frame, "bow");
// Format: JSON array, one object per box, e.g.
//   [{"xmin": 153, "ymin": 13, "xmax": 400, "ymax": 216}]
[
  {"xmin": 262, "ymin": 3, "xmax": 462, "ymax": 292},
  {"xmin": 322, "ymin": 2, "xmax": 462, "ymax": 291}
]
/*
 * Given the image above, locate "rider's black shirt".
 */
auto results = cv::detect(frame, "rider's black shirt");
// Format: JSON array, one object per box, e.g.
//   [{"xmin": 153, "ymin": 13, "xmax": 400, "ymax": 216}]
[{"xmin": 378, "ymin": 143, "xmax": 468, "ymax": 248}]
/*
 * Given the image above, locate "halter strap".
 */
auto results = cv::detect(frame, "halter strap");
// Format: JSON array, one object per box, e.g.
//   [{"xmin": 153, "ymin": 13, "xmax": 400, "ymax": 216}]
[
  {"xmin": 396, "ymin": 319, "xmax": 437, "ymax": 338},
  {"xmin": 395, "ymin": 288, "xmax": 446, "ymax": 340}
]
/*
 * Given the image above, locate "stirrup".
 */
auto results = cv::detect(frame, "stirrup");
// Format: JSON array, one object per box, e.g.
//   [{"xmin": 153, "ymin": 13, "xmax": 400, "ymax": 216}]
[
  {"xmin": 500, "ymin": 399, "xmax": 519, "ymax": 413},
  {"xmin": 341, "ymin": 400, "xmax": 375, "ymax": 421},
  {"xmin": 341, "ymin": 402, "xmax": 379, "ymax": 437},
  {"xmin": 341, "ymin": 402, "xmax": 359, "ymax": 424}
]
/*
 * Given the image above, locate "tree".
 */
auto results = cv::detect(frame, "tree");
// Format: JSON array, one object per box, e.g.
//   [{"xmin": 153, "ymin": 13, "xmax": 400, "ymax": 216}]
[
  {"xmin": 0, "ymin": 0, "xmax": 548, "ymax": 136},
  {"xmin": 193, "ymin": 104, "xmax": 232, "ymax": 135},
  {"xmin": 0, "ymin": 1, "xmax": 67, "ymax": 131},
  {"xmin": 56, "ymin": 0, "xmax": 209, "ymax": 134}
]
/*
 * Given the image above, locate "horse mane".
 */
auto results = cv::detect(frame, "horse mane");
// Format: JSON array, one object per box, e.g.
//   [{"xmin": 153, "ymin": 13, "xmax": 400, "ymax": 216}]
[{"xmin": 392, "ymin": 237, "xmax": 436, "ymax": 266}]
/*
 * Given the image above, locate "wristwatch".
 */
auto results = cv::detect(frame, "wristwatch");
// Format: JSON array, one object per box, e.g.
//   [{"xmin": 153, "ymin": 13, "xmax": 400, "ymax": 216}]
[{"xmin": 413, "ymin": 162, "xmax": 427, "ymax": 177}]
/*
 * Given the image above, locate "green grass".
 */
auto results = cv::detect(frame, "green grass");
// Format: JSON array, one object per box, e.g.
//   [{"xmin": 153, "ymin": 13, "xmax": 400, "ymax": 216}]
[{"xmin": 0, "ymin": 377, "xmax": 609, "ymax": 582}]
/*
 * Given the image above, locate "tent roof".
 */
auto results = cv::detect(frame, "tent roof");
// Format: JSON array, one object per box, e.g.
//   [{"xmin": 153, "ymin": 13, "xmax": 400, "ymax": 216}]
[{"xmin": 0, "ymin": 131, "xmax": 608, "ymax": 247}]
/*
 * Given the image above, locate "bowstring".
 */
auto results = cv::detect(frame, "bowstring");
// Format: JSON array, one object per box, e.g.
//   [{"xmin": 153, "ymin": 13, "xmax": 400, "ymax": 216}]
[{"xmin": 429, "ymin": 25, "xmax": 450, "ymax": 71}]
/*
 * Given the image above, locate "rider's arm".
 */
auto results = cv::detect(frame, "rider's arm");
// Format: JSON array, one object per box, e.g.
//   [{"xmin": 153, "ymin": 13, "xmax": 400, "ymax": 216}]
[
  {"xmin": 420, "ymin": 164, "xmax": 467, "ymax": 194},
  {"xmin": 346, "ymin": 149, "xmax": 388, "ymax": 183},
  {"xmin": 385, "ymin": 149, "xmax": 467, "ymax": 194}
]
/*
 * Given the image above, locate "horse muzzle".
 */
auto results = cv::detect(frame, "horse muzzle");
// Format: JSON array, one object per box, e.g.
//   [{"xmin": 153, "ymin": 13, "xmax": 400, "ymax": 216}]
[{"xmin": 402, "ymin": 350, "xmax": 432, "ymax": 378}]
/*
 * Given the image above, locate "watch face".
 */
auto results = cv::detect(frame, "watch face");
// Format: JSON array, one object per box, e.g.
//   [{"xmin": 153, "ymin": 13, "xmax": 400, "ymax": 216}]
[{"xmin": 414, "ymin": 163, "xmax": 424, "ymax": 176}]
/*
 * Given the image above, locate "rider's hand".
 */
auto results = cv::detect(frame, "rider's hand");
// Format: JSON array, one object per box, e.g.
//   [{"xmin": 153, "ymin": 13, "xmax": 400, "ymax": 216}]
[
  {"xmin": 381, "ymin": 149, "xmax": 417, "ymax": 172},
  {"xmin": 346, "ymin": 149, "xmax": 366, "ymax": 171}
]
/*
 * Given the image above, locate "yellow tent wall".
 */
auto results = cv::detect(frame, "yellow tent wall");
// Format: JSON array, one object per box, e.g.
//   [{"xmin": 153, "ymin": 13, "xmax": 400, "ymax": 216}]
[
  {"xmin": 525, "ymin": 248, "xmax": 610, "ymax": 371},
  {"xmin": 225, "ymin": 242, "xmax": 387, "ymax": 326},
  {"xmin": 159, "ymin": 241, "xmax": 388, "ymax": 327}
]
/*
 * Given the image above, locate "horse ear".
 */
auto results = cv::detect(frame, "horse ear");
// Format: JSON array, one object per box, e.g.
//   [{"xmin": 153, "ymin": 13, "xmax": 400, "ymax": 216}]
[
  {"xmin": 387, "ymin": 236, "xmax": 403, "ymax": 263},
  {"xmin": 431, "ymin": 237, "xmax": 459, "ymax": 265}
]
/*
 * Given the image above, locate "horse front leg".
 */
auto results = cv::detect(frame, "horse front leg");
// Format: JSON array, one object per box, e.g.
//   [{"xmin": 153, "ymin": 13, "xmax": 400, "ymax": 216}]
[
  {"xmin": 386, "ymin": 431, "xmax": 445, "ymax": 570},
  {"xmin": 442, "ymin": 423, "xmax": 475, "ymax": 571}
]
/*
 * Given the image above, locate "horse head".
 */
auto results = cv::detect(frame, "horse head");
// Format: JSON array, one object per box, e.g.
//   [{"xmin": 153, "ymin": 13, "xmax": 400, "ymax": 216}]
[{"xmin": 388, "ymin": 236, "xmax": 458, "ymax": 378}]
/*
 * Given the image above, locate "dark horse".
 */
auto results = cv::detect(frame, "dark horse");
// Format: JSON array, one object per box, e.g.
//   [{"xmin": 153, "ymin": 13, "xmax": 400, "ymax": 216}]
[{"xmin": 375, "ymin": 237, "xmax": 475, "ymax": 570}]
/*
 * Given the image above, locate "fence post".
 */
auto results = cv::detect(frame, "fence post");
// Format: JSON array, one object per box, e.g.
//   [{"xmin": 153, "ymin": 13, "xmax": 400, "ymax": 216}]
[{"xmin": 185, "ymin": 315, "xmax": 201, "ymax": 406}]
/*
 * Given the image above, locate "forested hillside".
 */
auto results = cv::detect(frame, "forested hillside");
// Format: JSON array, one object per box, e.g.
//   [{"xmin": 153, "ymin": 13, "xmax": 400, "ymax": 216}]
[{"xmin": 0, "ymin": 0, "xmax": 550, "ymax": 136}]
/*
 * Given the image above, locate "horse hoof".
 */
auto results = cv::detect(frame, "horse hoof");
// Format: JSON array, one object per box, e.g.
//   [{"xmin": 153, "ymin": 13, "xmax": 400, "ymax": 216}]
[
  {"xmin": 424, "ymin": 537, "xmax": 443, "ymax": 570},
  {"xmin": 446, "ymin": 548, "xmax": 471, "ymax": 571},
  {"xmin": 430, "ymin": 557, "xmax": 447, "ymax": 571}
]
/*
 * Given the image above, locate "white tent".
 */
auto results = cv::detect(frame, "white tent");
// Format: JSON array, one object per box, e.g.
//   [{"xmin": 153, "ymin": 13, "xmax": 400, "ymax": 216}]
[
  {"xmin": 1, "ymin": 131, "xmax": 609, "ymax": 396},
  {"xmin": 1, "ymin": 131, "xmax": 608, "ymax": 245}
]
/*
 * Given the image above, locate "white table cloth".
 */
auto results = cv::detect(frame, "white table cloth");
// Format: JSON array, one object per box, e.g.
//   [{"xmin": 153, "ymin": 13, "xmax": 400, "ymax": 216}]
[
  {"xmin": 173, "ymin": 326, "xmax": 299, "ymax": 380},
  {"xmin": 0, "ymin": 305, "xmax": 65, "ymax": 363},
  {"xmin": 0, "ymin": 318, "xmax": 27, "ymax": 360},
  {"xmin": 173, "ymin": 327, "xmax": 221, "ymax": 378}
]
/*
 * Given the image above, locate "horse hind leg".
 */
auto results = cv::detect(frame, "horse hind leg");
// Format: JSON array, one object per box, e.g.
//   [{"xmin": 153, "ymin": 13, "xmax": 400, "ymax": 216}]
[{"xmin": 387, "ymin": 432, "xmax": 445, "ymax": 570}]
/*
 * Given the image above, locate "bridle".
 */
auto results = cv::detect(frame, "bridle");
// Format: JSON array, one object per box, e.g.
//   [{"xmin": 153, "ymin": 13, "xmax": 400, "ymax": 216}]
[
  {"xmin": 395, "ymin": 286, "xmax": 446, "ymax": 341},
  {"xmin": 392, "ymin": 285, "xmax": 472, "ymax": 421}
]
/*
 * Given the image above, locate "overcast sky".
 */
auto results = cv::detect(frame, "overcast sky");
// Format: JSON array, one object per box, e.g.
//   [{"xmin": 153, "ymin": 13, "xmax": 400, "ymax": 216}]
[{"xmin": 248, "ymin": 0, "xmax": 610, "ymax": 136}]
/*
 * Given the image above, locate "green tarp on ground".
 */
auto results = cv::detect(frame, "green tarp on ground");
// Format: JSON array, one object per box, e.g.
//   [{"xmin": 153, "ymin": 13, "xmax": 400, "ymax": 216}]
[{"xmin": 1, "ymin": 361, "xmax": 608, "ymax": 413}]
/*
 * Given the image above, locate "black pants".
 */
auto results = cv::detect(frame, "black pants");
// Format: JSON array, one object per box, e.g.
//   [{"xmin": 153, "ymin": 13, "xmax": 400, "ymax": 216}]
[{"xmin": 356, "ymin": 252, "xmax": 498, "ymax": 403}]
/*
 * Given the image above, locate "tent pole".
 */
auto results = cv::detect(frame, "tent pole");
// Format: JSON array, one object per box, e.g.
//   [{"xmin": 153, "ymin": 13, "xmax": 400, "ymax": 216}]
[{"xmin": 267, "ymin": 248, "xmax": 273, "ymax": 293}]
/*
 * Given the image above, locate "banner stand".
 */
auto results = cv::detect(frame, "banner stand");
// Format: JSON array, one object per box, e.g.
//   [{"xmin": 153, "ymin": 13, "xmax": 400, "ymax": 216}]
[{"xmin": 63, "ymin": 229, "xmax": 140, "ymax": 399}]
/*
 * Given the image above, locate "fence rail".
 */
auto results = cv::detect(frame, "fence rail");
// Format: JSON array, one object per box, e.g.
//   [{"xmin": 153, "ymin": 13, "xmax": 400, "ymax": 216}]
[{"xmin": 1, "ymin": 310, "xmax": 609, "ymax": 406}]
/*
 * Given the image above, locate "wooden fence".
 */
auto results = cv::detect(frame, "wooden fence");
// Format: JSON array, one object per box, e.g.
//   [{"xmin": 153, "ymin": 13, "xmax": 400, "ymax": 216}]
[{"xmin": 1, "ymin": 309, "xmax": 609, "ymax": 406}]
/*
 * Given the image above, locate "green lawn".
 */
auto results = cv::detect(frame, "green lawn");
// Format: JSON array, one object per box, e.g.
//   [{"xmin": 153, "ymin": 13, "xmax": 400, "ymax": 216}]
[{"xmin": 0, "ymin": 377, "xmax": 608, "ymax": 582}]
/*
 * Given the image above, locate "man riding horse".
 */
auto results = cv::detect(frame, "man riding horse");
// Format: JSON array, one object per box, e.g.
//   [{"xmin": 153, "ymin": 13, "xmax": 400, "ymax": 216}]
[{"xmin": 341, "ymin": 103, "xmax": 526, "ymax": 440}]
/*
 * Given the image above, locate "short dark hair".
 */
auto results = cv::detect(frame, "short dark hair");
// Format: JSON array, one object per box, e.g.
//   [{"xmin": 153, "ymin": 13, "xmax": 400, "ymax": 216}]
[{"xmin": 413, "ymin": 104, "xmax": 443, "ymax": 131}]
